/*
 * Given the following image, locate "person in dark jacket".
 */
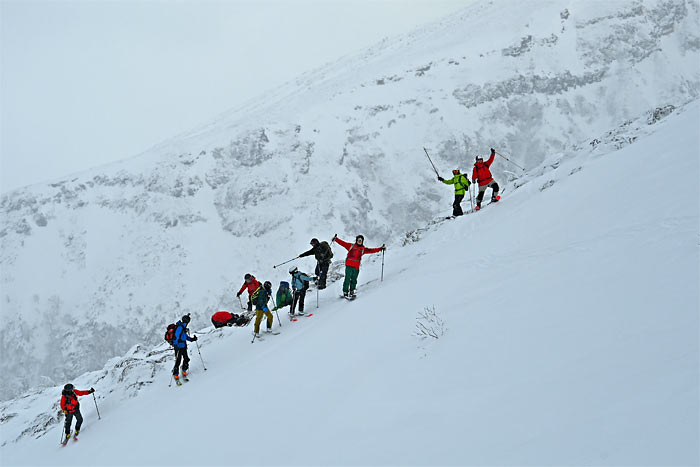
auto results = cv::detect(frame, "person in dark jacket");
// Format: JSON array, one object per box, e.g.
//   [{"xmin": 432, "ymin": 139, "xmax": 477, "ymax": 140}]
[
  {"xmin": 172, "ymin": 314, "xmax": 197, "ymax": 384},
  {"xmin": 236, "ymin": 274, "xmax": 261, "ymax": 311},
  {"xmin": 60, "ymin": 383, "xmax": 94, "ymax": 442},
  {"xmin": 332, "ymin": 234, "xmax": 385, "ymax": 297},
  {"xmin": 298, "ymin": 238, "xmax": 333, "ymax": 289},
  {"xmin": 211, "ymin": 311, "xmax": 250, "ymax": 328},
  {"xmin": 288, "ymin": 266, "xmax": 314, "ymax": 316},
  {"xmin": 472, "ymin": 148, "xmax": 500, "ymax": 210},
  {"xmin": 251, "ymin": 281, "xmax": 275, "ymax": 337},
  {"xmin": 438, "ymin": 168, "xmax": 471, "ymax": 217}
]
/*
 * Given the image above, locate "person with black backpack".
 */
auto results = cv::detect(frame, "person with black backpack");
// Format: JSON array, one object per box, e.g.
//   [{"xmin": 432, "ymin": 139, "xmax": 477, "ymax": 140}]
[
  {"xmin": 60, "ymin": 383, "xmax": 94, "ymax": 444},
  {"xmin": 170, "ymin": 314, "xmax": 197, "ymax": 385},
  {"xmin": 298, "ymin": 238, "xmax": 333, "ymax": 289},
  {"xmin": 438, "ymin": 168, "xmax": 471, "ymax": 217},
  {"xmin": 288, "ymin": 265, "xmax": 313, "ymax": 316},
  {"xmin": 251, "ymin": 281, "xmax": 277, "ymax": 338}
]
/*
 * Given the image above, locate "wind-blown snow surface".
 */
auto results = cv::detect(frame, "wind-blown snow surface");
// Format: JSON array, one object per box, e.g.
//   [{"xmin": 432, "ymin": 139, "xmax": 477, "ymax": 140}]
[
  {"xmin": 1, "ymin": 0, "xmax": 699, "ymax": 400},
  {"xmin": 1, "ymin": 101, "xmax": 697, "ymax": 465}
]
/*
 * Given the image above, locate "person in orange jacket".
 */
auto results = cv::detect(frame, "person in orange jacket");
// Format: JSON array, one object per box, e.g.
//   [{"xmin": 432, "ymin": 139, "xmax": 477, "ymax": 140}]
[
  {"xmin": 472, "ymin": 148, "xmax": 500, "ymax": 210},
  {"xmin": 332, "ymin": 234, "xmax": 385, "ymax": 298},
  {"xmin": 236, "ymin": 273, "xmax": 260, "ymax": 311},
  {"xmin": 60, "ymin": 383, "xmax": 94, "ymax": 442}
]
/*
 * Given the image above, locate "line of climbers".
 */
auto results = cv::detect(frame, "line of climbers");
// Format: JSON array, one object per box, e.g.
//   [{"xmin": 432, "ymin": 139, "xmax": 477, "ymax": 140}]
[
  {"xmin": 226, "ymin": 234, "xmax": 384, "ymax": 339},
  {"xmin": 438, "ymin": 148, "xmax": 501, "ymax": 217},
  {"xmin": 55, "ymin": 148, "xmax": 499, "ymax": 436}
]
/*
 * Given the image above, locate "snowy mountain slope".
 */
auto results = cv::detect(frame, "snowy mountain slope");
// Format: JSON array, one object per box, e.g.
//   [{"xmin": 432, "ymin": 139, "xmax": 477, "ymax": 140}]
[
  {"xmin": 1, "ymin": 0, "xmax": 699, "ymax": 401},
  {"xmin": 1, "ymin": 99, "xmax": 697, "ymax": 465}
]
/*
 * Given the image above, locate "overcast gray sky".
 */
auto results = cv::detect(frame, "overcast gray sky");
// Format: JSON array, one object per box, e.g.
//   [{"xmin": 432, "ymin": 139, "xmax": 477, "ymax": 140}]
[{"xmin": 1, "ymin": 0, "xmax": 471, "ymax": 193}]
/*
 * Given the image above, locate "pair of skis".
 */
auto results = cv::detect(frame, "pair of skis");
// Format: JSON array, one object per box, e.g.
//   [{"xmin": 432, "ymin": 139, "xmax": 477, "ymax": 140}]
[
  {"xmin": 60, "ymin": 430, "xmax": 79, "ymax": 446},
  {"xmin": 251, "ymin": 329, "xmax": 281, "ymax": 343}
]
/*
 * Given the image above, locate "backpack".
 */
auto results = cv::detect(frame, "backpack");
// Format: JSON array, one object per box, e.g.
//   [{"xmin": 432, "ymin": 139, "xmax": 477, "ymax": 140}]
[
  {"xmin": 320, "ymin": 241, "xmax": 333, "ymax": 261},
  {"xmin": 164, "ymin": 323, "xmax": 178, "ymax": 346},
  {"xmin": 276, "ymin": 281, "xmax": 292, "ymax": 307}
]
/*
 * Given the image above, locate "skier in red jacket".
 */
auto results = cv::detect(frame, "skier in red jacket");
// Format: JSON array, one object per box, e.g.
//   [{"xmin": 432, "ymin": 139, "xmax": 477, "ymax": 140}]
[
  {"xmin": 60, "ymin": 383, "xmax": 94, "ymax": 443},
  {"xmin": 332, "ymin": 234, "xmax": 385, "ymax": 298},
  {"xmin": 472, "ymin": 148, "xmax": 500, "ymax": 210},
  {"xmin": 236, "ymin": 273, "xmax": 260, "ymax": 311}
]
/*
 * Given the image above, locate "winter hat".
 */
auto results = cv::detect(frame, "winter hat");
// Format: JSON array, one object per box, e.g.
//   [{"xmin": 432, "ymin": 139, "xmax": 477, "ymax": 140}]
[
  {"xmin": 181, "ymin": 314, "xmax": 191, "ymax": 324},
  {"xmin": 310, "ymin": 238, "xmax": 319, "ymax": 246},
  {"xmin": 452, "ymin": 169, "xmax": 460, "ymax": 174},
  {"xmin": 475, "ymin": 155, "xmax": 484, "ymax": 162},
  {"xmin": 244, "ymin": 273, "xmax": 252, "ymax": 281},
  {"xmin": 263, "ymin": 281, "xmax": 272, "ymax": 290},
  {"xmin": 355, "ymin": 235, "xmax": 364, "ymax": 243},
  {"xmin": 63, "ymin": 383, "xmax": 74, "ymax": 392},
  {"xmin": 289, "ymin": 265, "xmax": 298, "ymax": 274}
]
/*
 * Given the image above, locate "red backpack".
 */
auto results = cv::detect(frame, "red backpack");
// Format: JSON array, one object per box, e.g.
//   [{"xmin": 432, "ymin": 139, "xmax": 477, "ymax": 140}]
[{"xmin": 164, "ymin": 323, "xmax": 178, "ymax": 346}]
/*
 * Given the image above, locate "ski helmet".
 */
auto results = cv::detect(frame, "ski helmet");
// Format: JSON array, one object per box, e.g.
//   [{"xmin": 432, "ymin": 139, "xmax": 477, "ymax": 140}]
[
  {"xmin": 475, "ymin": 155, "xmax": 483, "ymax": 162},
  {"xmin": 355, "ymin": 234, "xmax": 364, "ymax": 243},
  {"xmin": 452, "ymin": 169, "xmax": 460, "ymax": 174},
  {"xmin": 244, "ymin": 273, "xmax": 252, "ymax": 281},
  {"xmin": 63, "ymin": 383, "xmax": 74, "ymax": 392},
  {"xmin": 182, "ymin": 314, "xmax": 191, "ymax": 324},
  {"xmin": 310, "ymin": 238, "xmax": 319, "ymax": 246},
  {"xmin": 289, "ymin": 265, "xmax": 298, "ymax": 274}
]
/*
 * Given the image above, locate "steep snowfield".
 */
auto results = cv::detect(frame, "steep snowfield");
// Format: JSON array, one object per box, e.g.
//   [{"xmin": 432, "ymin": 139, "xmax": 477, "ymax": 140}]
[
  {"xmin": 1, "ymin": 0, "xmax": 698, "ymax": 401},
  {"xmin": 1, "ymin": 101, "xmax": 697, "ymax": 465}
]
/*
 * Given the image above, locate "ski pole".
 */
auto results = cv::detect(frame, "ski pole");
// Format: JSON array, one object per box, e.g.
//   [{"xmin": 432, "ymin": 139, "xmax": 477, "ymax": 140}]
[
  {"xmin": 195, "ymin": 338, "xmax": 207, "ymax": 371},
  {"xmin": 272, "ymin": 257, "xmax": 297, "ymax": 269},
  {"xmin": 495, "ymin": 150, "xmax": 525, "ymax": 171},
  {"xmin": 423, "ymin": 147, "xmax": 441, "ymax": 178},
  {"xmin": 469, "ymin": 184, "xmax": 475, "ymax": 212},
  {"xmin": 270, "ymin": 297, "xmax": 281, "ymax": 327},
  {"xmin": 238, "ymin": 295, "xmax": 246, "ymax": 310},
  {"xmin": 92, "ymin": 392, "xmax": 101, "ymax": 420},
  {"xmin": 316, "ymin": 288, "xmax": 319, "ymax": 309},
  {"xmin": 381, "ymin": 249, "xmax": 385, "ymax": 282}
]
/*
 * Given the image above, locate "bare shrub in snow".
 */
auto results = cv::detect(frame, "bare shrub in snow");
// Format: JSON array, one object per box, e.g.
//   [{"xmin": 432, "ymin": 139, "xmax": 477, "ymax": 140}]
[{"xmin": 414, "ymin": 306, "xmax": 446, "ymax": 340}]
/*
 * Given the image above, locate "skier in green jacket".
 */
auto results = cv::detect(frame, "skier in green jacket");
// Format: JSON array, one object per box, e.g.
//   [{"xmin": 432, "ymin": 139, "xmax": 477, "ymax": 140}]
[{"xmin": 438, "ymin": 168, "xmax": 471, "ymax": 217}]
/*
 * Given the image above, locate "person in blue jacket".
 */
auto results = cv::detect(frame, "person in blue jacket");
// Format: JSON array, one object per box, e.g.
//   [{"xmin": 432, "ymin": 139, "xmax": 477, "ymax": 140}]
[
  {"xmin": 172, "ymin": 314, "xmax": 197, "ymax": 384},
  {"xmin": 289, "ymin": 265, "xmax": 313, "ymax": 316}
]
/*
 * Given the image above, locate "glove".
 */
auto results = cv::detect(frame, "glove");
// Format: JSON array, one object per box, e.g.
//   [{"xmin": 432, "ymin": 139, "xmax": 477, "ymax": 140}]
[
  {"xmin": 381, "ymin": 244, "xmax": 386, "ymax": 251},
  {"xmin": 236, "ymin": 292, "xmax": 242, "ymax": 298},
  {"xmin": 472, "ymin": 179, "xmax": 477, "ymax": 184},
  {"xmin": 491, "ymin": 148, "xmax": 495, "ymax": 155},
  {"xmin": 298, "ymin": 254, "xmax": 302, "ymax": 258},
  {"xmin": 192, "ymin": 336, "xmax": 198, "ymax": 341},
  {"xmin": 89, "ymin": 387, "xmax": 95, "ymax": 393},
  {"xmin": 61, "ymin": 409, "xmax": 67, "ymax": 416},
  {"xmin": 438, "ymin": 176, "xmax": 444, "ymax": 182}
]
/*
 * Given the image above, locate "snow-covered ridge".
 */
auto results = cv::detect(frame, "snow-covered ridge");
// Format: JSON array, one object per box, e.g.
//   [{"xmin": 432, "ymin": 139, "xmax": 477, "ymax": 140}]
[
  {"xmin": 1, "ymin": 0, "xmax": 698, "ymax": 401},
  {"xmin": 0, "ymin": 100, "xmax": 697, "ymax": 465},
  {"xmin": 1, "ymin": 100, "xmax": 695, "ymax": 448}
]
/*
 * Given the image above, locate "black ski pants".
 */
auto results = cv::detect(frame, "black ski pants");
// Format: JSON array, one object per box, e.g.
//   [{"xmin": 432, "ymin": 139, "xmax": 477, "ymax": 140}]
[
  {"xmin": 64, "ymin": 409, "xmax": 83, "ymax": 435},
  {"xmin": 475, "ymin": 181, "xmax": 500, "ymax": 206},
  {"xmin": 173, "ymin": 347, "xmax": 190, "ymax": 375},
  {"xmin": 315, "ymin": 260, "xmax": 330, "ymax": 288},
  {"xmin": 291, "ymin": 289, "xmax": 307, "ymax": 313},
  {"xmin": 452, "ymin": 194, "xmax": 465, "ymax": 216}
]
